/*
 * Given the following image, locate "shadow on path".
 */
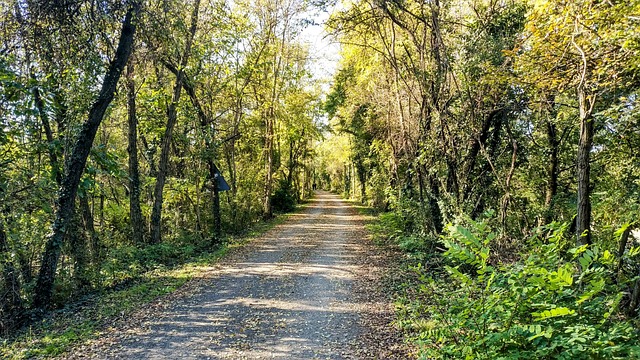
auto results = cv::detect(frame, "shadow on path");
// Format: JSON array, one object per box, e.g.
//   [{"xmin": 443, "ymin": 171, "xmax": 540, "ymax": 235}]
[{"xmin": 101, "ymin": 191, "xmax": 373, "ymax": 359}]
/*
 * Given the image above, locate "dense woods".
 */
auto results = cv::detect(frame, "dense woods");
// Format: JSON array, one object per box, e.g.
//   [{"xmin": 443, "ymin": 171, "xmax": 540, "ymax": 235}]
[
  {"xmin": 1, "ymin": 0, "xmax": 320, "ymax": 334},
  {"xmin": 2, "ymin": 0, "xmax": 640, "ymax": 357},
  {"xmin": 322, "ymin": 0, "xmax": 640, "ymax": 357}
]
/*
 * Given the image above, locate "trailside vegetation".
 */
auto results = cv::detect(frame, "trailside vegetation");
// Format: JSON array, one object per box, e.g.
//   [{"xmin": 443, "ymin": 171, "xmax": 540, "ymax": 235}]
[
  {"xmin": 324, "ymin": 0, "xmax": 640, "ymax": 357},
  {"xmin": 0, "ymin": 0, "xmax": 321, "ymax": 337},
  {"xmin": 2, "ymin": 0, "xmax": 640, "ymax": 357}
]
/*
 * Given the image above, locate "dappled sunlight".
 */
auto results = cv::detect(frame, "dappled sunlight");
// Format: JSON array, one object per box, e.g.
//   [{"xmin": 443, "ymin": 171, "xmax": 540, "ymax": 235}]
[
  {"xmin": 208, "ymin": 297, "xmax": 355, "ymax": 313},
  {"xmin": 216, "ymin": 262, "xmax": 357, "ymax": 279},
  {"xmin": 104, "ymin": 191, "xmax": 374, "ymax": 359},
  {"xmin": 287, "ymin": 223, "xmax": 355, "ymax": 231}
]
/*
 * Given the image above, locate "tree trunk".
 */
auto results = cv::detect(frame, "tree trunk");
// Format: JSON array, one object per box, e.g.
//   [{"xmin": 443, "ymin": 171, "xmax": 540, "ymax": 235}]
[
  {"xmin": 226, "ymin": 135, "xmax": 238, "ymax": 230},
  {"xmin": 576, "ymin": 88, "xmax": 594, "ymax": 245},
  {"xmin": 160, "ymin": 59, "xmax": 223, "ymax": 243},
  {"xmin": 616, "ymin": 225, "xmax": 632, "ymax": 276},
  {"xmin": 629, "ymin": 281, "xmax": 640, "ymax": 317},
  {"xmin": 69, "ymin": 206, "xmax": 90, "ymax": 290},
  {"xmin": 150, "ymin": 0, "xmax": 201, "ymax": 243},
  {"xmin": 33, "ymin": 2, "xmax": 140, "ymax": 309},
  {"xmin": 262, "ymin": 16, "xmax": 289, "ymax": 219},
  {"xmin": 126, "ymin": 61, "xmax": 144, "ymax": 244},
  {"xmin": 78, "ymin": 194, "xmax": 100, "ymax": 263},
  {"xmin": 287, "ymin": 139, "xmax": 295, "ymax": 188},
  {"xmin": 263, "ymin": 107, "xmax": 274, "ymax": 219},
  {"xmin": 544, "ymin": 119, "xmax": 559, "ymax": 223},
  {"xmin": 429, "ymin": 175, "xmax": 444, "ymax": 234},
  {"xmin": 0, "ymin": 219, "xmax": 24, "ymax": 334},
  {"xmin": 462, "ymin": 109, "xmax": 501, "ymax": 202},
  {"xmin": 149, "ymin": 97, "xmax": 180, "ymax": 243}
]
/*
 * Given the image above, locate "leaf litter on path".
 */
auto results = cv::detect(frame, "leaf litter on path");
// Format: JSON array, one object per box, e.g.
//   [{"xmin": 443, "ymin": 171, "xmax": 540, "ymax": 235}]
[{"xmin": 65, "ymin": 192, "xmax": 411, "ymax": 359}]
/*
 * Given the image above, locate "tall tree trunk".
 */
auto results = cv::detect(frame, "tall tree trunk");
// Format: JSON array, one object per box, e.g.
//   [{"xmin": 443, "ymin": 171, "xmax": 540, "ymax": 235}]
[
  {"xmin": 263, "ymin": 107, "xmax": 274, "ymax": 219},
  {"xmin": 462, "ymin": 109, "xmax": 502, "ymax": 202},
  {"xmin": 576, "ymin": 88, "xmax": 594, "ymax": 245},
  {"xmin": 616, "ymin": 225, "xmax": 632, "ymax": 275},
  {"xmin": 226, "ymin": 135, "xmax": 238, "ymax": 230},
  {"xmin": 78, "ymin": 194, "xmax": 99, "ymax": 263},
  {"xmin": 572, "ymin": 28, "xmax": 596, "ymax": 246},
  {"xmin": 428, "ymin": 174, "xmax": 444, "ymax": 234},
  {"xmin": 262, "ymin": 15, "xmax": 289, "ymax": 219},
  {"xmin": 126, "ymin": 61, "xmax": 144, "ymax": 244},
  {"xmin": 69, "ymin": 205, "xmax": 90, "ymax": 290},
  {"xmin": 287, "ymin": 139, "xmax": 295, "ymax": 188},
  {"xmin": 160, "ymin": 58, "xmax": 223, "ymax": 243},
  {"xmin": 33, "ymin": 2, "xmax": 140, "ymax": 309},
  {"xmin": 150, "ymin": 0, "xmax": 201, "ymax": 243},
  {"xmin": 544, "ymin": 119, "xmax": 559, "ymax": 223}
]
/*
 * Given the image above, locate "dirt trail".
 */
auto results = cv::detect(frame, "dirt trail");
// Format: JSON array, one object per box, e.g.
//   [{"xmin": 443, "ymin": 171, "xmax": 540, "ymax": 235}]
[{"xmin": 69, "ymin": 191, "xmax": 406, "ymax": 359}]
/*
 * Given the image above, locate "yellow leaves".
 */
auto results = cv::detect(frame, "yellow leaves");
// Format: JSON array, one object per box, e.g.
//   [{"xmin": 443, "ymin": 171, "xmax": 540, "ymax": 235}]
[
  {"xmin": 532, "ymin": 306, "xmax": 576, "ymax": 320},
  {"xmin": 516, "ymin": 0, "xmax": 640, "ymax": 93},
  {"xmin": 315, "ymin": 132, "xmax": 351, "ymax": 180},
  {"xmin": 552, "ymin": 266, "xmax": 574, "ymax": 287}
]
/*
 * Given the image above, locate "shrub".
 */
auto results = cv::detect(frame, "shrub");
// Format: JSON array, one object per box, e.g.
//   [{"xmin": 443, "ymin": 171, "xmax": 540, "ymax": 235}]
[
  {"xmin": 400, "ymin": 219, "xmax": 640, "ymax": 359},
  {"xmin": 100, "ymin": 242, "xmax": 197, "ymax": 289},
  {"xmin": 271, "ymin": 180, "xmax": 297, "ymax": 213},
  {"xmin": 136, "ymin": 242, "xmax": 197, "ymax": 267}
]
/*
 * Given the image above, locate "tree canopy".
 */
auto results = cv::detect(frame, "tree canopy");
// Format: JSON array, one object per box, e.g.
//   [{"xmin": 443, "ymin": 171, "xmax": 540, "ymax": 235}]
[{"xmin": 2, "ymin": 0, "xmax": 640, "ymax": 357}]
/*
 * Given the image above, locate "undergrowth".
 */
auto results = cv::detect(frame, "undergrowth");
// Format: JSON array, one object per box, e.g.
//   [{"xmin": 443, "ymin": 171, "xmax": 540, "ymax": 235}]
[
  {"xmin": 368, "ymin": 209, "xmax": 640, "ymax": 359},
  {"xmin": 0, "ymin": 213, "xmax": 289, "ymax": 359}
]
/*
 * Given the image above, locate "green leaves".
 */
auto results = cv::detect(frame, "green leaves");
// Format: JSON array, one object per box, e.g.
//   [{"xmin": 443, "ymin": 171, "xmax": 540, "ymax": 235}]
[
  {"xmin": 395, "ymin": 220, "xmax": 640, "ymax": 359},
  {"xmin": 551, "ymin": 265, "xmax": 574, "ymax": 287},
  {"xmin": 532, "ymin": 306, "xmax": 576, "ymax": 321},
  {"xmin": 443, "ymin": 219, "xmax": 496, "ymax": 271}
]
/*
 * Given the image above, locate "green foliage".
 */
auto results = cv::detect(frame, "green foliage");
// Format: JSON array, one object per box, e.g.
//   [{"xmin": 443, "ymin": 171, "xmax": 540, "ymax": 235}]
[
  {"xmin": 397, "ymin": 219, "xmax": 640, "ymax": 359},
  {"xmin": 327, "ymin": 2, "xmax": 640, "ymax": 355},
  {"xmin": 366, "ymin": 211, "xmax": 407, "ymax": 245},
  {"xmin": 271, "ymin": 179, "xmax": 297, "ymax": 213},
  {"xmin": 0, "ymin": 215, "xmax": 280, "ymax": 359},
  {"xmin": 136, "ymin": 242, "xmax": 198, "ymax": 268},
  {"xmin": 99, "ymin": 239, "xmax": 204, "ymax": 290},
  {"xmin": 366, "ymin": 210, "xmax": 435, "ymax": 253},
  {"xmin": 1, "ymin": 0, "xmax": 322, "ymax": 334}
]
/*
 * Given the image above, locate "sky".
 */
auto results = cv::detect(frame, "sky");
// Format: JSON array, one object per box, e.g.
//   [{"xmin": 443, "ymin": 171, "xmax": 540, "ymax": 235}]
[{"xmin": 299, "ymin": 5, "xmax": 341, "ymax": 90}]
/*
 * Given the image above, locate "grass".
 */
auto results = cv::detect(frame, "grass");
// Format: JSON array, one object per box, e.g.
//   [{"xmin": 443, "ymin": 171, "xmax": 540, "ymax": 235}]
[{"xmin": 0, "ymin": 211, "xmax": 291, "ymax": 359}]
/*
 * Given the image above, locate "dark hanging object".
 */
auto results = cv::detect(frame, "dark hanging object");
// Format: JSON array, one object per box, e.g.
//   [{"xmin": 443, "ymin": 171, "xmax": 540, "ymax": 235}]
[{"xmin": 215, "ymin": 171, "xmax": 230, "ymax": 191}]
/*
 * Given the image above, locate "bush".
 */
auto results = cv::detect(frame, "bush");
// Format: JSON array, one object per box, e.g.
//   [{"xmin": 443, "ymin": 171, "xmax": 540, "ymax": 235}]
[
  {"xmin": 100, "ymin": 245, "xmax": 142, "ymax": 288},
  {"xmin": 136, "ymin": 242, "xmax": 197, "ymax": 267},
  {"xmin": 399, "ymin": 219, "xmax": 640, "ymax": 359},
  {"xmin": 100, "ymin": 242, "xmax": 198, "ymax": 288},
  {"xmin": 367, "ymin": 211, "xmax": 439, "ymax": 261},
  {"xmin": 271, "ymin": 180, "xmax": 297, "ymax": 213}
]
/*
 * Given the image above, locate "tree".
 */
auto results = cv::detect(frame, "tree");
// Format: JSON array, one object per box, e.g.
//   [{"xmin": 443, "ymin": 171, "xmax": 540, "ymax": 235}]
[
  {"xmin": 327, "ymin": 0, "xmax": 526, "ymax": 233},
  {"xmin": 34, "ymin": 0, "xmax": 141, "ymax": 309},
  {"xmin": 0, "ymin": 0, "xmax": 321, "ymax": 325},
  {"xmin": 150, "ymin": 0, "xmax": 202, "ymax": 244},
  {"xmin": 516, "ymin": 0, "xmax": 640, "ymax": 244},
  {"xmin": 127, "ymin": 59, "xmax": 145, "ymax": 244}
]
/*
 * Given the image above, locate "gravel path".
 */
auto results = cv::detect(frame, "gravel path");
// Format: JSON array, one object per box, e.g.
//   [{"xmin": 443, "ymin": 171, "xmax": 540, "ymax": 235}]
[{"xmin": 68, "ymin": 191, "xmax": 408, "ymax": 359}]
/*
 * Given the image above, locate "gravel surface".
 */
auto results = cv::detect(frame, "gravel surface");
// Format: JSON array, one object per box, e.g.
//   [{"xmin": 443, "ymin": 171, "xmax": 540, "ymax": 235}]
[{"xmin": 67, "ymin": 191, "xmax": 409, "ymax": 359}]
